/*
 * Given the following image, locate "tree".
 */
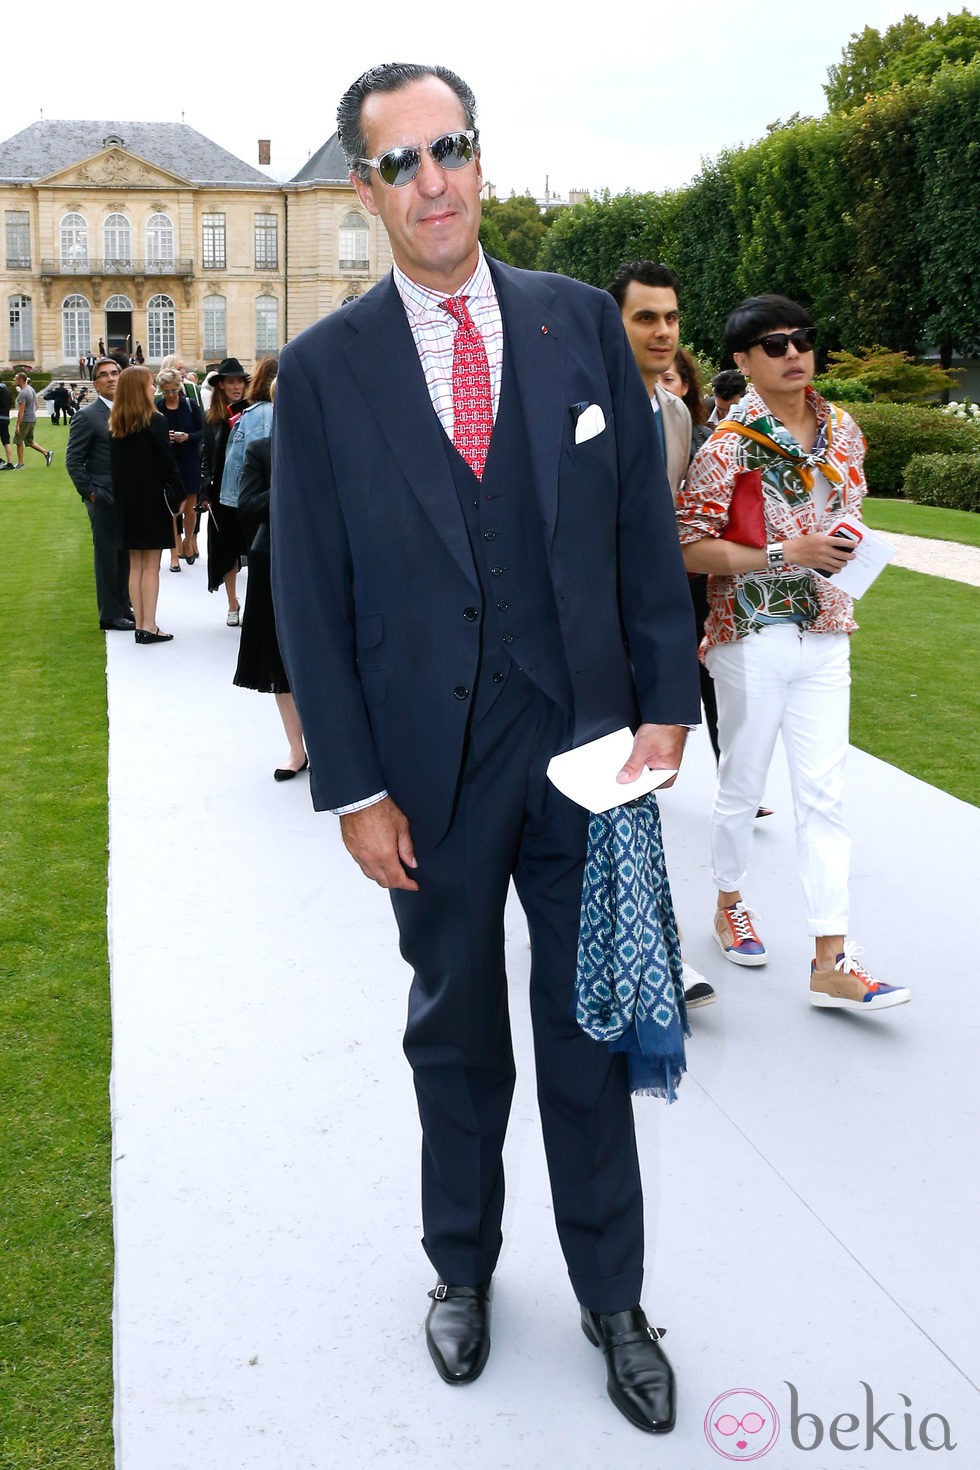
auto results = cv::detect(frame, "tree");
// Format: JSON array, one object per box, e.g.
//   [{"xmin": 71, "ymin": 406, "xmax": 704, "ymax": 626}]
[
  {"xmin": 825, "ymin": 9, "xmax": 980, "ymax": 112},
  {"xmin": 826, "ymin": 347, "xmax": 960, "ymax": 401},
  {"xmin": 480, "ymin": 194, "xmax": 565, "ymax": 271}
]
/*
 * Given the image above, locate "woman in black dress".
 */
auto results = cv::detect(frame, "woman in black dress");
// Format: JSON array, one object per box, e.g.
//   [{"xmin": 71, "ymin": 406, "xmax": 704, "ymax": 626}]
[
  {"xmin": 200, "ymin": 357, "xmax": 249, "ymax": 627},
  {"xmin": 109, "ymin": 366, "xmax": 181, "ymax": 644},
  {"xmin": 233, "ymin": 418, "xmax": 308, "ymax": 780},
  {"xmin": 155, "ymin": 368, "xmax": 204, "ymax": 572}
]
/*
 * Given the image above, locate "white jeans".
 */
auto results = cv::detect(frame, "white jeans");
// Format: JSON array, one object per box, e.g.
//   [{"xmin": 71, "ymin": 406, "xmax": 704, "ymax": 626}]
[{"xmin": 705, "ymin": 626, "xmax": 851, "ymax": 936}]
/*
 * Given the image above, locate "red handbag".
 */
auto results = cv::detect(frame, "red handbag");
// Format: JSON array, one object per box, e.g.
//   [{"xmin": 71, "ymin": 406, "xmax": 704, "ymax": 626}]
[{"xmin": 720, "ymin": 468, "xmax": 767, "ymax": 548}]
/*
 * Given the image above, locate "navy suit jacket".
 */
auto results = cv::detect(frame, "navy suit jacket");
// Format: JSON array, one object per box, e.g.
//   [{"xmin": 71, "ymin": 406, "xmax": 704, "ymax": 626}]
[{"xmin": 271, "ymin": 260, "xmax": 699, "ymax": 851}]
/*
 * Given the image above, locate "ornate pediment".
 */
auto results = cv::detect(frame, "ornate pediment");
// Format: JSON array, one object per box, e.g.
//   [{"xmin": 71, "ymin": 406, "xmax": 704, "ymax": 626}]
[{"xmin": 38, "ymin": 147, "xmax": 190, "ymax": 190}]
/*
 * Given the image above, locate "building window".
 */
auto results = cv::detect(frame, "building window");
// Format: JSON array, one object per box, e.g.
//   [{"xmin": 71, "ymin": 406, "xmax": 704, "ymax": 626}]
[
  {"xmin": 202, "ymin": 213, "xmax": 226, "ymax": 269},
  {"xmin": 104, "ymin": 213, "xmax": 131, "ymax": 269},
  {"xmin": 254, "ymin": 215, "xmax": 278, "ymax": 270},
  {"xmin": 339, "ymin": 211, "xmax": 369, "ymax": 270},
  {"xmin": 9, "ymin": 294, "xmax": 33, "ymax": 356},
  {"xmin": 62, "ymin": 294, "xmax": 92, "ymax": 359},
  {"xmin": 5, "ymin": 211, "xmax": 30, "ymax": 270},
  {"xmin": 147, "ymin": 293, "xmax": 176, "ymax": 359},
  {"xmin": 146, "ymin": 213, "xmax": 174, "ymax": 270},
  {"xmin": 105, "ymin": 294, "xmax": 133, "ymax": 311},
  {"xmin": 255, "ymin": 295, "xmax": 279, "ymax": 354},
  {"xmin": 203, "ymin": 295, "xmax": 226, "ymax": 358},
  {"xmin": 60, "ymin": 212, "xmax": 88, "ymax": 269}
]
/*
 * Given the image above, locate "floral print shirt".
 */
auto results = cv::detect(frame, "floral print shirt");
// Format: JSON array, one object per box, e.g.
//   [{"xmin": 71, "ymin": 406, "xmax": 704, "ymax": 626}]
[{"xmin": 675, "ymin": 385, "xmax": 867, "ymax": 655}]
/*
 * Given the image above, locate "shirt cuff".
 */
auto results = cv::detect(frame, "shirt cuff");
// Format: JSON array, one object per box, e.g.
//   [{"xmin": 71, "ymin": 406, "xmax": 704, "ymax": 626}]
[{"xmin": 330, "ymin": 790, "xmax": 388, "ymax": 816}]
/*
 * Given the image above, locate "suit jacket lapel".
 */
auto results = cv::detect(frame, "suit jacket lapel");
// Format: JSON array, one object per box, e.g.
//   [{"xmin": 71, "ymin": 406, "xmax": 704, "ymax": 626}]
[
  {"xmin": 344, "ymin": 276, "xmax": 474, "ymax": 582},
  {"xmin": 490, "ymin": 261, "xmax": 564, "ymax": 544}
]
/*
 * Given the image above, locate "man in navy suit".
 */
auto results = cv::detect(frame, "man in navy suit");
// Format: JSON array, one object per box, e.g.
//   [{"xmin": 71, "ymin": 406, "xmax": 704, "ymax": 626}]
[{"xmin": 271, "ymin": 63, "xmax": 699, "ymax": 1433}]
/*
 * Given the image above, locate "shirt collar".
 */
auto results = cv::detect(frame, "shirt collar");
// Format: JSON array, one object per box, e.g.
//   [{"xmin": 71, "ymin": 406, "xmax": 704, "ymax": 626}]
[
  {"xmin": 393, "ymin": 245, "xmax": 494, "ymax": 325},
  {"xmin": 98, "ymin": 395, "xmax": 113, "ymax": 409}
]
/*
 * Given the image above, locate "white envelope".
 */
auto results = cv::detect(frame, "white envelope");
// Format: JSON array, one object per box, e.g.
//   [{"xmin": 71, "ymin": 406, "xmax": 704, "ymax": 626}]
[
  {"xmin": 574, "ymin": 403, "xmax": 606, "ymax": 444},
  {"xmin": 546, "ymin": 727, "xmax": 677, "ymax": 813}
]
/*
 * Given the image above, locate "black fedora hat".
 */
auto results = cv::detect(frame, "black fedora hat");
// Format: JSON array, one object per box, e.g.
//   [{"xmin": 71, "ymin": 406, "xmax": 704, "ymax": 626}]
[{"xmin": 216, "ymin": 356, "xmax": 249, "ymax": 379}]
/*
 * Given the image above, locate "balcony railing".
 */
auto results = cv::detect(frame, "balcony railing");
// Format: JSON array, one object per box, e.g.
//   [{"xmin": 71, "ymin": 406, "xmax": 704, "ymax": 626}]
[{"xmin": 40, "ymin": 258, "xmax": 194, "ymax": 276}]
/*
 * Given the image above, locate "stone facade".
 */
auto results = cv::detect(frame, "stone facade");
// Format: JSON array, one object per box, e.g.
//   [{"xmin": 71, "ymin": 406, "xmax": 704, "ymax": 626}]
[{"xmin": 0, "ymin": 122, "xmax": 390, "ymax": 372}]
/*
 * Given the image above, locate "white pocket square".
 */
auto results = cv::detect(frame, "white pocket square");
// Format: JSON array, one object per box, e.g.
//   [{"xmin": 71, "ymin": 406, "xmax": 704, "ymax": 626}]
[{"xmin": 574, "ymin": 403, "xmax": 606, "ymax": 444}]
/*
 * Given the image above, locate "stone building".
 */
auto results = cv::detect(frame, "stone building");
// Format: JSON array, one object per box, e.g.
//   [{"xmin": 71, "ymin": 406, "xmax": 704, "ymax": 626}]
[{"xmin": 0, "ymin": 121, "xmax": 391, "ymax": 373}]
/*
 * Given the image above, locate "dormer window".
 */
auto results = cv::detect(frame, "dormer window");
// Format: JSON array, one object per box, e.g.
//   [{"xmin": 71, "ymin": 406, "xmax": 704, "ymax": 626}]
[{"xmin": 103, "ymin": 133, "xmax": 124, "ymax": 148}]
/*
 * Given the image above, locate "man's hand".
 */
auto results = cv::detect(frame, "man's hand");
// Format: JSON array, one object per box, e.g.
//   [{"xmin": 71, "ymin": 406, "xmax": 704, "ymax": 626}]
[
  {"xmin": 616, "ymin": 723, "xmax": 688, "ymax": 791},
  {"xmin": 340, "ymin": 795, "xmax": 419, "ymax": 891}
]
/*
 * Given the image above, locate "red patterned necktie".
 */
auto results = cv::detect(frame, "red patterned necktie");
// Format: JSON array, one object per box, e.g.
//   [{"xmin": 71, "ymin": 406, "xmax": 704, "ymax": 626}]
[{"xmin": 442, "ymin": 294, "xmax": 492, "ymax": 479}]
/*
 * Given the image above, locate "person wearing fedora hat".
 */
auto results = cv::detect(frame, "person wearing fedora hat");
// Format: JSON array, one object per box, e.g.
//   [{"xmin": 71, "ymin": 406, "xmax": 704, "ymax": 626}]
[{"xmin": 201, "ymin": 358, "xmax": 250, "ymax": 625}]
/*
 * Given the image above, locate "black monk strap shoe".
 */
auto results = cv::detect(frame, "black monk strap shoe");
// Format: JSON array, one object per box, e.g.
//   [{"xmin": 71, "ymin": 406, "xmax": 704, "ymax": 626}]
[
  {"xmin": 100, "ymin": 617, "xmax": 135, "ymax": 631},
  {"xmin": 425, "ymin": 1282, "xmax": 491, "ymax": 1385},
  {"xmin": 581, "ymin": 1307, "xmax": 676, "ymax": 1433}
]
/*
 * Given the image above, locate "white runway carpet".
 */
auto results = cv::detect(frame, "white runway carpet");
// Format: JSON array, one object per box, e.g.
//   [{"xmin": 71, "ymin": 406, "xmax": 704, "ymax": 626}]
[{"xmin": 108, "ymin": 567, "xmax": 979, "ymax": 1468}]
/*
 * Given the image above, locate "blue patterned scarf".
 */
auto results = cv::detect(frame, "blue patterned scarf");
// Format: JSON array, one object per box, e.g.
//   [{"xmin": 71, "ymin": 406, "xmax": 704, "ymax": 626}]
[{"xmin": 575, "ymin": 794, "xmax": 688, "ymax": 1101}]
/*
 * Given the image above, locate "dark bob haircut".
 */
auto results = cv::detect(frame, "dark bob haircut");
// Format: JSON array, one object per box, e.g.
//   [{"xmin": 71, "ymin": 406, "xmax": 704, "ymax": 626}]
[
  {"xmin": 606, "ymin": 259, "xmax": 682, "ymax": 311},
  {"xmin": 724, "ymin": 294, "xmax": 815, "ymax": 356},
  {"xmin": 337, "ymin": 63, "xmax": 479, "ymax": 183}
]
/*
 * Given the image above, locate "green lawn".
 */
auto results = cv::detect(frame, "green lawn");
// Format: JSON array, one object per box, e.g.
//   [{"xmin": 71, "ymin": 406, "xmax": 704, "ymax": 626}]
[
  {"xmin": 0, "ymin": 455, "xmax": 974, "ymax": 1469},
  {"xmin": 851, "ymin": 563, "xmax": 979, "ymax": 806},
  {"xmin": 0, "ymin": 436, "xmax": 114, "ymax": 1470},
  {"xmin": 862, "ymin": 496, "xmax": 980, "ymax": 547}
]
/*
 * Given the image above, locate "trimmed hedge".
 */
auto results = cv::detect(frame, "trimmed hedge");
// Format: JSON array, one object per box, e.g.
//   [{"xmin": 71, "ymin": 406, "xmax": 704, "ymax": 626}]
[
  {"xmin": 902, "ymin": 453, "xmax": 980, "ymax": 512},
  {"xmin": 812, "ymin": 375, "xmax": 874, "ymax": 403},
  {"xmin": 847, "ymin": 403, "xmax": 980, "ymax": 495}
]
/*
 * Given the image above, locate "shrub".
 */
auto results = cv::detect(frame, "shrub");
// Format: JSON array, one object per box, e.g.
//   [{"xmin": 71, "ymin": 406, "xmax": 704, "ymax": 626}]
[
  {"xmin": 902, "ymin": 453, "xmax": 980, "ymax": 512},
  {"xmin": 847, "ymin": 402, "xmax": 980, "ymax": 494},
  {"xmin": 812, "ymin": 375, "xmax": 874, "ymax": 403},
  {"xmin": 940, "ymin": 399, "xmax": 980, "ymax": 423}
]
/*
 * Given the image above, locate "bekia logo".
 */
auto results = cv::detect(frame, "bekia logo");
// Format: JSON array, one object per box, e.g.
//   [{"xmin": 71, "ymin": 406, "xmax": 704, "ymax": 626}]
[
  {"xmin": 704, "ymin": 1388, "xmax": 780, "ymax": 1460},
  {"xmin": 704, "ymin": 1382, "xmax": 956, "ymax": 1458}
]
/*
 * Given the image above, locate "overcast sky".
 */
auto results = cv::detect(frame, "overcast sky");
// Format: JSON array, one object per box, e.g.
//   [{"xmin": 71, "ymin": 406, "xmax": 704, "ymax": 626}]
[{"xmin": 1, "ymin": 2, "xmax": 969, "ymax": 198}]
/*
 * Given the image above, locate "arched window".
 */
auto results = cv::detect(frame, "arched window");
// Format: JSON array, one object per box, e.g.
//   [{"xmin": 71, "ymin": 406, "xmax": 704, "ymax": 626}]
[
  {"xmin": 338, "ymin": 211, "xmax": 369, "ymax": 270},
  {"xmin": 147, "ymin": 294, "xmax": 176, "ymax": 359},
  {"xmin": 9, "ymin": 294, "xmax": 33, "ymax": 356},
  {"xmin": 103, "ymin": 213, "xmax": 131, "ymax": 269},
  {"xmin": 62, "ymin": 294, "xmax": 91, "ymax": 359},
  {"xmin": 255, "ymin": 295, "xmax": 279, "ymax": 354},
  {"xmin": 60, "ymin": 213, "xmax": 88, "ymax": 269},
  {"xmin": 146, "ymin": 213, "xmax": 174, "ymax": 270},
  {"xmin": 105, "ymin": 294, "xmax": 133, "ymax": 312},
  {"xmin": 203, "ymin": 295, "xmax": 226, "ymax": 358}
]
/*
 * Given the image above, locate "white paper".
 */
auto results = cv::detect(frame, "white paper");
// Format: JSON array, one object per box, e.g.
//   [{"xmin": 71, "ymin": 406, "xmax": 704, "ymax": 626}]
[
  {"xmin": 574, "ymin": 403, "xmax": 606, "ymax": 444},
  {"xmin": 824, "ymin": 517, "xmax": 894, "ymax": 599},
  {"xmin": 546, "ymin": 727, "xmax": 677, "ymax": 812}
]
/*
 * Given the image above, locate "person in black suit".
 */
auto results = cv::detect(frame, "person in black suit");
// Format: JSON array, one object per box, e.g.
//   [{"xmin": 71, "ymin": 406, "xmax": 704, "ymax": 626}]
[
  {"xmin": 271, "ymin": 63, "xmax": 699, "ymax": 1434},
  {"xmin": 65, "ymin": 357, "xmax": 133, "ymax": 630}
]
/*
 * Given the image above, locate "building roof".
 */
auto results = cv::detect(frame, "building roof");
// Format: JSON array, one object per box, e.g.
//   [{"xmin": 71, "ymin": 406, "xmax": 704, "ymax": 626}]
[
  {"xmin": 0, "ymin": 120, "xmax": 276, "ymax": 186},
  {"xmin": 290, "ymin": 133, "xmax": 351, "ymax": 185}
]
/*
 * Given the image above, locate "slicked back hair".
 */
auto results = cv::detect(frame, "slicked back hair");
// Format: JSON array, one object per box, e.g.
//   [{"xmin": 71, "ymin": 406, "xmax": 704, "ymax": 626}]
[
  {"xmin": 338, "ymin": 62, "xmax": 479, "ymax": 183},
  {"xmin": 606, "ymin": 260, "xmax": 682, "ymax": 311},
  {"xmin": 724, "ymin": 294, "xmax": 814, "ymax": 356}
]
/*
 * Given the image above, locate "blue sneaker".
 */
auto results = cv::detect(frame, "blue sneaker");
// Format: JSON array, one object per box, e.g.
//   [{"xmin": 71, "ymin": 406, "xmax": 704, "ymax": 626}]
[
  {"xmin": 810, "ymin": 944, "xmax": 910, "ymax": 1011},
  {"xmin": 714, "ymin": 902, "xmax": 766, "ymax": 966}
]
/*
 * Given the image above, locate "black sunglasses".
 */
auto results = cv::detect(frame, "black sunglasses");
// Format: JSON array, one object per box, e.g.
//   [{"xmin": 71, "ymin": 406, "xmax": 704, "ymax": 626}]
[
  {"xmin": 356, "ymin": 129, "xmax": 477, "ymax": 188},
  {"xmin": 748, "ymin": 328, "xmax": 817, "ymax": 358}
]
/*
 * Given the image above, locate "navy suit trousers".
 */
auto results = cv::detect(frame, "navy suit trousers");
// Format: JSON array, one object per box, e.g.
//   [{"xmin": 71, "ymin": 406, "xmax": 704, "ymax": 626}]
[{"xmin": 391, "ymin": 671, "xmax": 645, "ymax": 1314}]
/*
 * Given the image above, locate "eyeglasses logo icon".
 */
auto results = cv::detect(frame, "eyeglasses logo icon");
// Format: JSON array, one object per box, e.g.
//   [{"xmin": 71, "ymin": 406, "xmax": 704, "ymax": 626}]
[{"xmin": 704, "ymin": 1388, "xmax": 780, "ymax": 1460}]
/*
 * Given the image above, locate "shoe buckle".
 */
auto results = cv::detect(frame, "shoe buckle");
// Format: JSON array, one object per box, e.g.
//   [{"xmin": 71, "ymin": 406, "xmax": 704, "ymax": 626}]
[
  {"xmin": 647, "ymin": 1323, "xmax": 662, "ymax": 1342},
  {"xmin": 433, "ymin": 1283, "xmax": 448, "ymax": 1301}
]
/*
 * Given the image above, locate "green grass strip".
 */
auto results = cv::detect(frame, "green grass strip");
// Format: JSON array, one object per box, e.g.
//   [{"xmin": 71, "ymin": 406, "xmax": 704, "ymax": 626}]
[
  {"xmin": 0, "ymin": 443, "xmax": 114, "ymax": 1470},
  {"xmin": 851, "ymin": 564, "xmax": 979, "ymax": 807},
  {"xmin": 862, "ymin": 496, "xmax": 980, "ymax": 547}
]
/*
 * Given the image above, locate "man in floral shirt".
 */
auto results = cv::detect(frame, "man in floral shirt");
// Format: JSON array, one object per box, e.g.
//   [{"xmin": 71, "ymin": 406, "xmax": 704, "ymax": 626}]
[{"xmin": 676, "ymin": 294, "xmax": 910, "ymax": 1013}]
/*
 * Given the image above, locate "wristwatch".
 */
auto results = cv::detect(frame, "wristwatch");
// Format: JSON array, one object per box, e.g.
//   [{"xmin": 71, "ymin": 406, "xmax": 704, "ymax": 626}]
[{"xmin": 765, "ymin": 542, "xmax": 785, "ymax": 571}]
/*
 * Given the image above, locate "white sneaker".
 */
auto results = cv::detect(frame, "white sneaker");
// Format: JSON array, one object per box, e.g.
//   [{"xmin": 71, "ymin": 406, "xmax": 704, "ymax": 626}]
[{"xmin": 682, "ymin": 960, "xmax": 716, "ymax": 1008}]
